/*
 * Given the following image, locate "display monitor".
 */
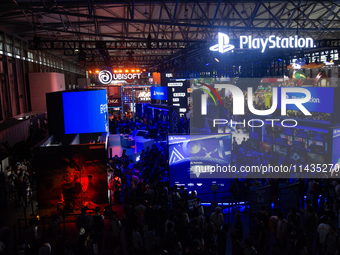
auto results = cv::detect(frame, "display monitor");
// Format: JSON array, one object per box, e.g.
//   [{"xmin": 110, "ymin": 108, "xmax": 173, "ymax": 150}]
[
  {"xmin": 292, "ymin": 139, "xmax": 306, "ymax": 150},
  {"xmin": 168, "ymin": 134, "xmax": 232, "ymax": 200},
  {"xmin": 308, "ymin": 140, "xmax": 324, "ymax": 154},
  {"xmin": 151, "ymin": 87, "xmax": 168, "ymax": 100},
  {"xmin": 296, "ymin": 130, "xmax": 308, "ymax": 138},
  {"xmin": 62, "ymin": 90, "xmax": 108, "ymax": 134},
  {"xmin": 309, "ymin": 132, "xmax": 325, "ymax": 141}
]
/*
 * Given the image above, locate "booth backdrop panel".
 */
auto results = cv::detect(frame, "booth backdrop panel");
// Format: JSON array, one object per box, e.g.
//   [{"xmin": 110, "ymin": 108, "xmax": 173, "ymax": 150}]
[{"xmin": 34, "ymin": 144, "xmax": 107, "ymax": 207}]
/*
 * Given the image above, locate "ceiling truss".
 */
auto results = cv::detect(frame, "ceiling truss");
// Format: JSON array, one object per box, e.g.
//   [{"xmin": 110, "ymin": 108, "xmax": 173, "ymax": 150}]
[{"xmin": 1, "ymin": 0, "xmax": 340, "ymax": 68}]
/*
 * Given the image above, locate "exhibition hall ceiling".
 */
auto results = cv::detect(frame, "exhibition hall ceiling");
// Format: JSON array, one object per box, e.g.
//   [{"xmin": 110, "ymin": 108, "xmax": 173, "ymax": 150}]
[{"xmin": 1, "ymin": 0, "xmax": 340, "ymax": 68}]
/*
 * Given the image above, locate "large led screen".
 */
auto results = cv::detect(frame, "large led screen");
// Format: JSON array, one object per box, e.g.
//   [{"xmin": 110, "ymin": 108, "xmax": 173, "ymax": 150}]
[
  {"xmin": 169, "ymin": 134, "xmax": 231, "ymax": 200},
  {"xmin": 63, "ymin": 90, "xmax": 108, "ymax": 134}
]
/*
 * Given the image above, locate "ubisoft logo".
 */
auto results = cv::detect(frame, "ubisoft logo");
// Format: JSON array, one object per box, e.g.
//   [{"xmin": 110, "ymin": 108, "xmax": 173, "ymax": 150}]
[{"xmin": 98, "ymin": 70, "xmax": 112, "ymax": 85}]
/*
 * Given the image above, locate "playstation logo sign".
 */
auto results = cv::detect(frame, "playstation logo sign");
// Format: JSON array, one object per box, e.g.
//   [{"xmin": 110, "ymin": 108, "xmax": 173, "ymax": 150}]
[{"xmin": 209, "ymin": 32, "xmax": 235, "ymax": 53}]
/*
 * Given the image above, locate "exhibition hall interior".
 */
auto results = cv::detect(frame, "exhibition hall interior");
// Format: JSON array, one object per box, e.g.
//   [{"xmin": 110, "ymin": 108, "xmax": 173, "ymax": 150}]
[{"xmin": 2, "ymin": 1, "xmax": 340, "ymax": 255}]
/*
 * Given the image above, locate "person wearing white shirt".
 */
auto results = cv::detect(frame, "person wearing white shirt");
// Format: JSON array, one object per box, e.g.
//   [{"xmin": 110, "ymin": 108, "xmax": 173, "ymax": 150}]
[
  {"xmin": 317, "ymin": 216, "xmax": 331, "ymax": 253},
  {"xmin": 210, "ymin": 207, "xmax": 224, "ymax": 230}
]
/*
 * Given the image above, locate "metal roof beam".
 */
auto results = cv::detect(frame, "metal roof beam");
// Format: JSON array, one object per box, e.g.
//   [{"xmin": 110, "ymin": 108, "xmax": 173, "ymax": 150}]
[{"xmin": 318, "ymin": 0, "xmax": 340, "ymax": 30}]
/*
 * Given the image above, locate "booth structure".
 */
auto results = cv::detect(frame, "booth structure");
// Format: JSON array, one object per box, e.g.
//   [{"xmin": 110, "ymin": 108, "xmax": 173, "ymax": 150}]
[
  {"xmin": 135, "ymin": 103, "xmax": 181, "ymax": 134},
  {"xmin": 247, "ymin": 87, "xmax": 340, "ymax": 168},
  {"xmin": 33, "ymin": 89, "xmax": 109, "ymax": 210}
]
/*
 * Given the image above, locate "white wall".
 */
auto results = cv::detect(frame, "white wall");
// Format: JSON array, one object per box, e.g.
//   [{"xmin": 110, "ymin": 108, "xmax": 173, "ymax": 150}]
[{"xmin": 29, "ymin": 73, "xmax": 65, "ymax": 112}]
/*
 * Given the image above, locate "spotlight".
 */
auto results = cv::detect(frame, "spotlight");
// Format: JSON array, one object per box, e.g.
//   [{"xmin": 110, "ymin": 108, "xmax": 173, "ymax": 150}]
[
  {"xmin": 215, "ymin": 58, "xmax": 219, "ymax": 62},
  {"xmin": 114, "ymin": 70, "xmax": 118, "ymax": 73},
  {"xmin": 95, "ymin": 70, "xmax": 100, "ymax": 74},
  {"xmin": 125, "ymin": 69, "xmax": 129, "ymax": 73},
  {"xmin": 119, "ymin": 70, "xmax": 122, "ymax": 73},
  {"xmin": 131, "ymin": 69, "xmax": 135, "ymax": 72},
  {"xmin": 89, "ymin": 70, "xmax": 92, "ymax": 74},
  {"xmin": 206, "ymin": 63, "xmax": 210, "ymax": 66},
  {"xmin": 136, "ymin": 69, "xmax": 140, "ymax": 72}
]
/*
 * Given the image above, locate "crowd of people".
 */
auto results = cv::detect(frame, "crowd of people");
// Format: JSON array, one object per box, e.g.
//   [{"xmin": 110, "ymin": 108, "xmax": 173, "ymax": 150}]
[
  {"xmin": 109, "ymin": 113, "xmax": 190, "ymax": 137},
  {"xmin": 1, "ymin": 103, "xmax": 340, "ymax": 255}
]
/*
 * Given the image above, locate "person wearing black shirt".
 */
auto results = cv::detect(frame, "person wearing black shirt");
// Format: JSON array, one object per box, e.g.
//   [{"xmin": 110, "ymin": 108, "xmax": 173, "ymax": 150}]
[
  {"xmin": 231, "ymin": 230, "xmax": 245, "ymax": 255},
  {"xmin": 216, "ymin": 223, "xmax": 230, "ymax": 255},
  {"xmin": 233, "ymin": 212, "xmax": 243, "ymax": 242},
  {"xmin": 90, "ymin": 207, "xmax": 105, "ymax": 254}
]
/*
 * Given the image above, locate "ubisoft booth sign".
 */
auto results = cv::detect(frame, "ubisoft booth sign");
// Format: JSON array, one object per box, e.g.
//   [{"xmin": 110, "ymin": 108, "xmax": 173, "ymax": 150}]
[{"xmin": 98, "ymin": 70, "xmax": 142, "ymax": 85}]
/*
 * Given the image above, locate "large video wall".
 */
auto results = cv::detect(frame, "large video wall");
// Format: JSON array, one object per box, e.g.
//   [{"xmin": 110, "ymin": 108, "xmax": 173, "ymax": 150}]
[{"xmin": 169, "ymin": 134, "xmax": 232, "ymax": 201}]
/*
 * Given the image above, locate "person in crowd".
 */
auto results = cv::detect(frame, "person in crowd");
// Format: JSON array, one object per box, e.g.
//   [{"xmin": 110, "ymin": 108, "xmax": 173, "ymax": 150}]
[
  {"xmin": 287, "ymin": 207, "xmax": 303, "ymax": 232},
  {"xmin": 211, "ymin": 207, "xmax": 224, "ymax": 231},
  {"xmin": 109, "ymin": 211, "xmax": 122, "ymax": 253},
  {"xmin": 76, "ymin": 207, "xmax": 91, "ymax": 232},
  {"xmin": 304, "ymin": 204, "xmax": 318, "ymax": 253},
  {"xmin": 276, "ymin": 211, "xmax": 288, "ymax": 255},
  {"xmin": 315, "ymin": 215, "xmax": 331, "ymax": 255},
  {"xmin": 48, "ymin": 213, "xmax": 62, "ymax": 239},
  {"xmin": 192, "ymin": 197, "xmax": 204, "ymax": 217},
  {"xmin": 90, "ymin": 206, "xmax": 105, "ymax": 254},
  {"xmin": 233, "ymin": 212, "xmax": 243, "ymax": 242},
  {"xmin": 323, "ymin": 225, "xmax": 339, "ymax": 255},
  {"xmin": 202, "ymin": 215, "xmax": 216, "ymax": 253},
  {"xmin": 143, "ymin": 224, "xmax": 156, "ymax": 255},
  {"xmin": 132, "ymin": 224, "xmax": 143, "ymax": 254},
  {"xmin": 216, "ymin": 223, "xmax": 229, "ymax": 255},
  {"xmin": 255, "ymin": 213, "xmax": 265, "ymax": 253},
  {"xmin": 38, "ymin": 237, "xmax": 51, "ymax": 255},
  {"xmin": 244, "ymin": 239, "xmax": 257, "ymax": 255},
  {"xmin": 111, "ymin": 171, "xmax": 122, "ymax": 205},
  {"xmin": 231, "ymin": 230, "xmax": 245, "ymax": 255}
]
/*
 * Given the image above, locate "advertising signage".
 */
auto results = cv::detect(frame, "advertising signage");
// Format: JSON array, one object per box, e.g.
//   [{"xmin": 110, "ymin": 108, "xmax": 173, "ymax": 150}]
[
  {"xmin": 98, "ymin": 70, "xmax": 142, "ymax": 85},
  {"xmin": 62, "ymin": 90, "xmax": 108, "ymax": 134},
  {"xmin": 277, "ymin": 87, "xmax": 334, "ymax": 114},
  {"xmin": 209, "ymin": 32, "xmax": 314, "ymax": 54},
  {"xmin": 151, "ymin": 87, "xmax": 168, "ymax": 100},
  {"xmin": 167, "ymin": 80, "xmax": 188, "ymax": 113}
]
